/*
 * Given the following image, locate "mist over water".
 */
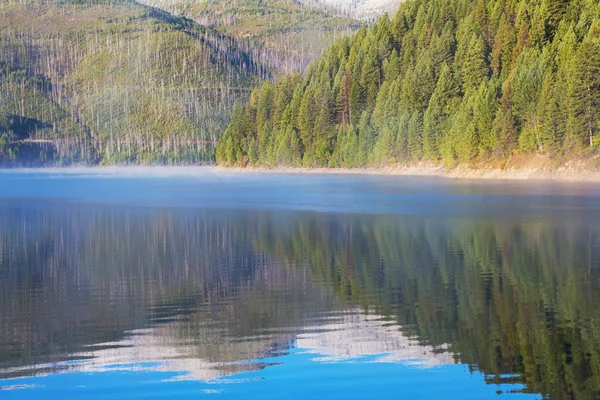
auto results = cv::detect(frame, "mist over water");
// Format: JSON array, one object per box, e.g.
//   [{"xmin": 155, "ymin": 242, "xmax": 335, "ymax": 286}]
[
  {"xmin": 1, "ymin": 169, "xmax": 600, "ymax": 399},
  {"xmin": 1, "ymin": 167, "xmax": 599, "ymax": 215}
]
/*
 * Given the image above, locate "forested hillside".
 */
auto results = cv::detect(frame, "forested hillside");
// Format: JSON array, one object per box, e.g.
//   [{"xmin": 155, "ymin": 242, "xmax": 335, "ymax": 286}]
[
  {"xmin": 216, "ymin": 0, "xmax": 600, "ymax": 168},
  {"xmin": 0, "ymin": 0, "xmax": 262, "ymax": 166}
]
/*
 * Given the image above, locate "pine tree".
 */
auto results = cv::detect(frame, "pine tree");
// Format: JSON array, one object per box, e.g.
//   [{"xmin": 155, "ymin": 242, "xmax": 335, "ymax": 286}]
[
  {"xmin": 349, "ymin": 82, "xmax": 363, "ymax": 125},
  {"xmin": 216, "ymin": 103, "xmax": 246, "ymax": 166},
  {"xmin": 338, "ymin": 67, "xmax": 353, "ymax": 126},
  {"xmin": 396, "ymin": 111, "xmax": 412, "ymax": 160},
  {"xmin": 361, "ymin": 46, "xmax": 381, "ymax": 110},
  {"xmin": 298, "ymin": 88, "xmax": 317, "ymax": 149},
  {"xmin": 474, "ymin": 80, "xmax": 500, "ymax": 159},
  {"xmin": 423, "ymin": 63, "xmax": 460, "ymax": 158},
  {"xmin": 538, "ymin": 69, "xmax": 563, "ymax": 154},
  {"xmin": 566, "ymin": 27, "xmax": 600, "ymax": 148},
  {"xmin": 371, "ymin": 81, "xmax": 393, "ymax": 131},
  {"xmin": 357, "ymin": 111, "xmax": 374, "ymax": 166},
  {"xmin": 314, "ymin": 85, "xmax": 335, "ymax": 144},
  {"xmin": 512, "ymin": 49, "xmax": 548, "ymax": 152},
  {"xmin": 256, "ymin": 82, "xmax": 274, "ymax": 141},
  {"xmin": 490, "ymin": 108, "xmax": 517, "ymax": 159},
  {"xmin": 376, "ymin": 14, "xmax": 394, "ymax": 62},
  {"xmin": 475, "ymin": 0, "xmax": 491, "ymax": 43},
  {"xmin": 443, "ymin": 94, "xmax": 477, "ymax": 165},
  {"xmin": 461, "ymin": 34, "xmax": 490, "ymax": 93},
  {"xmin": 430, "ymin": 21, "xmax": 457, "ymax": 68},
  {"xmin": 372, "ymin": 124, "xmax": 396, "ymax": 164},
  {"xmin": 401, "ymin": 58, "xmax": 436, "ymax": 112},
  {"xmin": 544, "ymin": 0, "xmax": 568, "ymax": 30},
  {"xmin": 490, "ymin": 13, "xmax": 514, "ymax": 76},
  {"xmin": 385, "ymin": 49, "xmax": 401, "ymax": 82},
  {"xmin": 530, "ymin": 2, "xmax": 550, "ymax": 47},
  {"xmin": 407, "ymin": 111, "xmax": 424, "ymax": 160},
  {"xmin": 272, "ymin": 73, "xmax": 302, "ymax": 128}
]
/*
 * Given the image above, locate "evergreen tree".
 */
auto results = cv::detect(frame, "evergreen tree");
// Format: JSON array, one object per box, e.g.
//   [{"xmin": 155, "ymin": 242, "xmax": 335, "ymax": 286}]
[
  {"xmin": 357, "ymin": 111, "xmax": 374, "ymax": 166},
  {"xmin": 566, "ymin": 27, "xmax": 600, "ymax": 148},
  {"xmin": 512, "ymin": 49, "xmax": 548, "ymax": 152},
  {"xmin": 361, "ymin": 45, "xmax": 381, "ymax": 110},
  {"xmin": 538, "ymin": 69, "xmax": 564, "ymax": 154},
  {"xmin": 298, "ymin": 88, "xmax": 317, "ymax": 148},
  {"xmin": 407, "ymin": 111, "xmax": 424, "ymax": 160},
  {"xmin": 372, "ymin": 124, "xmax": 396, "ymax": 164},
  {"xmin": 256, "ymin": 82, "xmax": 274, "ymax": 141},
  {"xmin": 349, "ymin": 82, "xmax": 363, "ymax": 125},
  {"xmin": 423, "ymin": 63, "xmax": 460, "ymax": 158},
  {"xmin": 472, "ymin": 80, "xmax": 500, "ymax": 158},
  {"xmin": 490, "ymin": 108, "xmax": 517, "ymax": 159},
  {"xmin": 216, "ymin": 103, "xmax": 246, "ymax": 166},
  {"xmin": 460, "ymin": 34, "xmax": 490, "ymax": 93},
  {"xmin": 490, "ymin": 13, "xmax": 514, "ymax": 76},
  {"xmin": 385, "ymin": 49, "xmax": 401, "ymax": 82}
]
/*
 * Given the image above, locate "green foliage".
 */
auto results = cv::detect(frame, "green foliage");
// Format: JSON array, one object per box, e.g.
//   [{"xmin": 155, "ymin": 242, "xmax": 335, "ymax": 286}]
[
  {"xmin": 218, "ymin": 0, "xmax": 600, "ymax": 168},
  {"xmin": 566, "ymin": 24, "xmax": 600, "ymax": 148},
  {"xmin": 423, "ymin": 63, "xmax": 460, "ymax": 158}
]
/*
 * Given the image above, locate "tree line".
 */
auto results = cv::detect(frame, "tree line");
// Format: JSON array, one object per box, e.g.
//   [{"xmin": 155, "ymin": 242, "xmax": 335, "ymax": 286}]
[{"xmin": 217, "ymin": 0, "xmax": 600, "ymax": 168}]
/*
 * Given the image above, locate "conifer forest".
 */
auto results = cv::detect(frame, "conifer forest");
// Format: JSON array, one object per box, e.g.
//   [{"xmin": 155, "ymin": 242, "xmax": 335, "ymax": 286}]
[{"xmin": 217, "ymin": 0, "xmax": 600, "ymax": 168}]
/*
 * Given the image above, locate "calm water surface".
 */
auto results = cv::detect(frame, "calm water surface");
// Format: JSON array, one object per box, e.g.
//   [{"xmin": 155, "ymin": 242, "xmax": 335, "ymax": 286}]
[{"xmin": 1, "ymin": 167, "xmax": 600, "ymax": 399}]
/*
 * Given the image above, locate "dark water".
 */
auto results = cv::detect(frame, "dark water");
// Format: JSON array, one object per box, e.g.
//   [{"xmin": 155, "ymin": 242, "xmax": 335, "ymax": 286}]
[{"xmin": 2, "ymin": 168, "xmax": 600, "ymax": 399}]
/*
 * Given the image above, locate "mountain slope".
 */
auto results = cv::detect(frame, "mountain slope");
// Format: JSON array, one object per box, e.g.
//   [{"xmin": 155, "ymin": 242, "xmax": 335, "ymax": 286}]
[
  {"xmin": 0, "ymin": 0, "xmax": 262, "ymax": 165},
  {"xmin": 216, "ymin": 0, "xmax": 600, "ymax": 168},
  {"xmin": 303, "ymin": 0, "xmax": 402, "ymax": 18},
  {"xmin": 136, "ymin": 0, "xmax": 362, "ymax": 73}
]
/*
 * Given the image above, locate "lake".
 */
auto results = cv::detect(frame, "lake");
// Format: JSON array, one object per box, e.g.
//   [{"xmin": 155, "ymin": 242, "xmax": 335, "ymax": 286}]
[{"xmin": 1, "ymin": 168, "xmax": 600, "ymax": 399}]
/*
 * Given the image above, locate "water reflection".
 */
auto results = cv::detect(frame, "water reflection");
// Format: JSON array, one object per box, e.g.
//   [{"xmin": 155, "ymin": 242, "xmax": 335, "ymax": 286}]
[{"xmin": 1, "ymin": 200, "xmax": 599, "ymax": 398}]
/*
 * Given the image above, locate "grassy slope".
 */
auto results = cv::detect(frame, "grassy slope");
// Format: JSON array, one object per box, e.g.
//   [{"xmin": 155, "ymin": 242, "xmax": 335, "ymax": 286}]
[{"xmin": 0, "ymin": 0, "xmax": 261, "ymax": 165}]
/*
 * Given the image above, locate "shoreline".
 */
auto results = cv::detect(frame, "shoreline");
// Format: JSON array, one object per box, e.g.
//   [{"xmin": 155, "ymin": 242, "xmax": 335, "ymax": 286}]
[
  {"xmin": 217, "ymin": 163, "xmax": 600, "ymax": 182},
  {"xmin": 3, "ymin": 157, "xmax": 600, "ymax": 182}
]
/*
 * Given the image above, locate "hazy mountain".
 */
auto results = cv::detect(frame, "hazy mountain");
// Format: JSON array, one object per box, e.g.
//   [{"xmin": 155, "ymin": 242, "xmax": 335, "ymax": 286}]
[
  {"xmin": 0, "ymin": 0, "xmax": 263, "ymax": 166},
  {"xmin": 136, "ymin": 0, "xmax": 362, "ymax": 73},
  {"xmin": 303, "ymin": 0, "xmax": 402, "ymax": 18}
]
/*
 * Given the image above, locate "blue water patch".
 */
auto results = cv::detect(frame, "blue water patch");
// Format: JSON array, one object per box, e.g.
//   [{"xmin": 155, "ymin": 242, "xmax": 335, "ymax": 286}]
[{"xmin": 0, "ymin": 350, "xmax": 539, "ymax": 400}]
